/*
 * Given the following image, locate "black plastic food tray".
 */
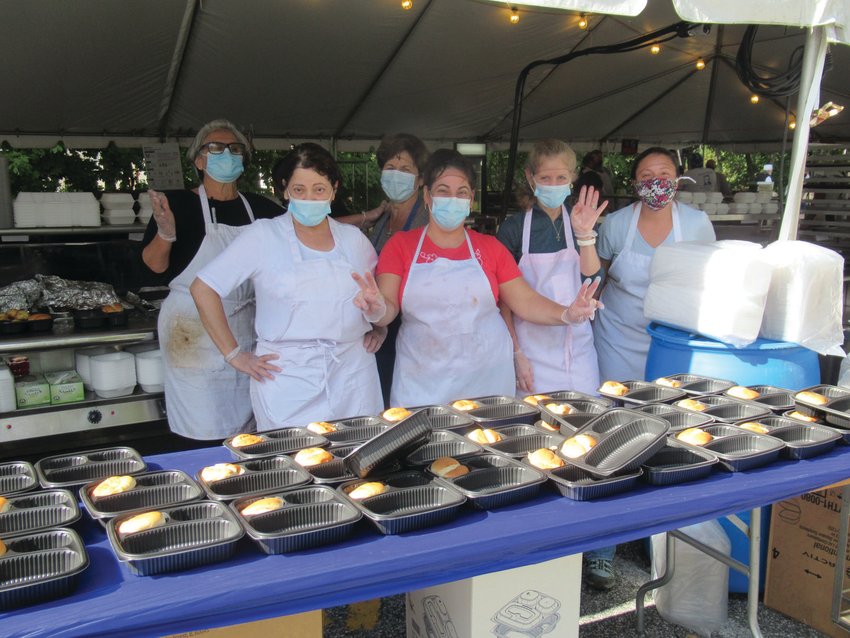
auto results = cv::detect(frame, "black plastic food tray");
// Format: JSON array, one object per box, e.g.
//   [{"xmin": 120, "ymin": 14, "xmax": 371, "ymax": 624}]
[
  {"xmin": 329, "ymin": 415, "xmax": 391, "ymax": 429},
  {"xmin": 299, "ymin": 445, "xmax": 361, "ymax": 486},
  {"xmin": 464, "ymin": 396, "xmax": 539, "ymax": 427},
  {"xmin": 537, "ymin": 401, "xmax": 607, "ymax": 433},
  {"xmin": 0, "ymin": 462, "xmax": 38, "ymax": 496},
  {"xmin": 724, "ymin": 385, "xmax": 795, "ymax": 412},
  {"xmin": 35, "ymin": 447, "xmax": 147, "ymax": 489},
  {"xmin": 580, "ymin": 409, "xmax": 650, "ymax": 436},
  {"xmin": 409, "ymin": 405, "xmax": 475, "ymax": 431},
  {"xmin": 545, "ymin": 464, "xmax": 642, "ymax": 501},
  {"xmin": 783, "ymin": 409, "xmax": 824, "ymax": 424},
  {"xmin": 404, "ymin": 430, "xmax": 483, "ymax": 466},
  {"xmin": 634, "ymin": 403, "xmax": 714, "ymax": 431},
  {"xmin": 538, "ymin": 390, "xmax": 614, "ymax": 408},
  {"xmin": 197, "ymin": 456, "xmax": 312, "ymax": 501},
  {"xmin": 700, "ymin": 433, "xmax": 785, "ymax": 471},
  {"xmin": 487, "ymin": 431, "xmax": 565, "ymax": 459},
  {"xmin": 82, "ymin": 470, "xmax": 205, "ymax": 522},
  {"xmin": 339, "ymin": 470, "xmax": 466, "ymax": 535},
  {"xmin": 655, "ymin": 374, "xmax": 736, "ymax": 396},
  {"xmin": 792, "ymin": 384, "xmax": 850, "ymax": 421},
  {"xmin": 0, "ymin": 527, "xmax": 88, "ymax": 610},
  {"xmin": 107, "ymin": 501, "xmax": 244, "ymax": 576},
  {"xmin": 323, "ymin": 424, "xmax": 389, "ymax": 448},
  {"xmin": 600, "ymin": 380, "xmax": 686, "ymax": 406},
  {"xmin": 815, "ymin": 397, "xmax": 850, "ymax": 430},
  {"xmin": 0, "ymin": 490, "xmax": 81, "ymax": 535},
  {"xmin": 344, "ymin": 410, "xmax": 432, "ymax": 478},
  {"xmin": 434, "ymin": 454, "xmax": 546, "ymax": 510},
  {"xmin": 697, "ymin": 395, "xmax": 773, "ymax": 424},
  {"xmin": 225, "ymin": 428, "xmax": 329, "ymax": 460},
  {"xmin": 232, "ymin": 485, "xmax": 361, "ymax": 554},
  {"xmin": 641, "ymin": 442, "xmax": 718, "ymax": 485},
  {"xmin": 763, "ymin": 424, "xmax": 841, "ymax": 459}
]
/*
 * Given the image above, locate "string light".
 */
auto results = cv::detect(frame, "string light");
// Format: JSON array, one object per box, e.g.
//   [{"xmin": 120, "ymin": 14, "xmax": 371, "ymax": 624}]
[
  {"xmin": 695, "ymin": 58, "xmax": 706, "ymax": 70},
  {"xmin": 650, "ymin": 45, "xmax": 661, "ymax": 55},
  {"xmin": 750, "ymin": 95, "xmax": 760, "ymax": 104},
  {"xmin": 509, "ymin": 6, "xmax": 520, "ymax": 24},
  {"xmin": 401, "ymin": 0, "xmax": 412, "ymax": 8},
  {"xmin": 578, "ymin": 13, "xmax": 588, "ymax": 29},
  {"xmin": 789, "ymin": 120, "xmax": 796, "ymax": 130}
]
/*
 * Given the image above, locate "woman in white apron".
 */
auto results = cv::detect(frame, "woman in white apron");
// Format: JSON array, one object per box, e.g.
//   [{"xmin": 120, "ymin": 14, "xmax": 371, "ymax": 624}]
[
  {"xmin": 191, "ymin": 144, "xmax": 383, "ymax": 430},
  {"xmin": 496, "ymin": 139, "xmax": 606, "ymax": 397},
  {"xmin": 352, "ymin": 149, "xmax": 602, "ymax": 408},
  {"xmin": 141, "ymin": 119, "xmax": 282, "ymax": 440}
]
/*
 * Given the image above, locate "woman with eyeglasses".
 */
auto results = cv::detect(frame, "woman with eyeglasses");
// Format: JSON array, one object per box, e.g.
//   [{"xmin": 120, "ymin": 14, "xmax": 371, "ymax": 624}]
[
  {"xmin": 190, "ymin": 143, "xmax": 382, "ymax": 429},
  {"xmin": 352, "ymin": 149, "xmax": 602, "ymax": 407},
  {"xmin": 141, "ymin": 119, "xmax": 283, "ymax": 440}
]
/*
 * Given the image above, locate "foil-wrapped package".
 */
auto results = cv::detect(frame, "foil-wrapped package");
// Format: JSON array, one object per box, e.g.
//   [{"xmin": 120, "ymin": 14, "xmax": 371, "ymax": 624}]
[
  {"xmin": 0, "ymin": 278, "xmax": 43, "ymax": 313},
  {"xmin": 35, "ymin": 274, "xmax": 121, "ymax": 310}
]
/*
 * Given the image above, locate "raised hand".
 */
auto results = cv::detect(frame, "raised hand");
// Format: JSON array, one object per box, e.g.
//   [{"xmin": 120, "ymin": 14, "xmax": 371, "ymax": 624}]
[
  {"xmin": 562, "ymin": 277, "xmax": 604, "ymax": 324},
  {"xmin": 570, "ymin": 186, "xmax": 608, "ymax": 238},
  {"xmin": 227, "ymin": 351, "xmax": 281, "ymax": 382},
  {"xmin": 149, "ymin": 190, "xmax": 177, "ymax": 241},
  {"xmin": 352, "ymin": 271, "xmax": 387, "ymax": 323}
]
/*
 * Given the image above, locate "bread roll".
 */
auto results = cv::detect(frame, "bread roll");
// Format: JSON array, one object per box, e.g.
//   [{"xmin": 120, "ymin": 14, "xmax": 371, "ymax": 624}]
[
  {"xmin": 560, "ymin": 434, "xmax": 597, "ymax": 458},
  {"xmin": 430, "ymin": 456, "xmax": 470, "ymax": 478},
  {"xmin": 230, "ymin": 433, "xmax": 264, "ymax": 448},
  {"xmin": 544, "ymin": 402, "xmax": 573, "ymax": 416},
  {"xmin": 527, "ymin": 448, "xmax": 565, "ymax": 470},
  {"xmin": 676, "ymin": 398, "xmax": 708, "ymax": 412},
  {"xmin": 599, "ymin": 381, "xmax": 629, "ymax": 396},
  {"xmin": 787, "ymin": 411, "xmax": 818, "ymax": 423},
  {"xmin": 727, "ymin": 386, "xmax": 760, "ymax": 400},
  {"xmin": 466, "ymin": 428, "xmax": 502, "ymax": 444},
  {"xmin": 293, "ymin": 447, "xmax": 334, "ymax": 467},
  {"xmin": 200, "ymin": 463, "xmax": 245, "ymax": 483},
  {"xmin": 451, "ymin": 399, "xmax": 480, "ymax": 411},
  {"xmin": 348, "ymin": 482, "xmax": 388, "ymax": 500},
  {"xmin": 240, "ymin": 496, "xmax": 285, "ymax": 516},
  {"xmin": 538, "ymin": 420, "xmax": 559, "ymax": 432},
  {"xmin": 118, "ymin": 511, "xmax": 166, "ymax": 536},
  {"xmin": 0, "ymin": 497, "xmax": 9, "ymax": 513},
  {"xmin": 382, "ymin": 407, "xmax": 412, "ymax": 422},
  {"xmin": 92, "ymin": 475, "xmax": 137, "ymax": 498},
  {"xmin": 795, "ymin": 391, "xmax": 828, "ymax": 405},
  {"xmin": 0, "ymin": 539, "xmax": 6, "ymax": 556},
  {"xmin": 676, "ymin": 427, "xmax": 713, "ymax": 446},
  {"xmin": 738, "ymin": 422, "xmax": 769, "ymax": 434},
  {"xmin": 524, "ymin": 394, "xmax": 552, "ymax": 406},
  {"xmin": 655, "ymin": 376, "xmax": 683, "ymax": 388},
  {"xmin": 306, "ymin": 421, "xmax": 337, "ymax": 434}
]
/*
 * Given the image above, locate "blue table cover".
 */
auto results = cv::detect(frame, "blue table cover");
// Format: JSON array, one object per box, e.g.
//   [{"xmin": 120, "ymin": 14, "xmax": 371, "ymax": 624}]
[{"xmin": 3, "ymin": 445, "xmax": 849, "ymax": 637}]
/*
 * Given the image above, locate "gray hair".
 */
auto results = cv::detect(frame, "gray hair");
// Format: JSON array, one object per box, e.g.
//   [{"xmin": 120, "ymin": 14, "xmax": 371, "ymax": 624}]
[{"xmin": 186, "ymin": 119, "xmax": 252, "ymax": 163}]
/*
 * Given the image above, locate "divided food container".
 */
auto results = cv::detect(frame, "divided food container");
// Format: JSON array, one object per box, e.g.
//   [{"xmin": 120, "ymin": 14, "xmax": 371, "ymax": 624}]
[
  {"xmin": 723, "ymin": 385, "xmax": 794, "ymax": 412},
  {"xmin": 736, "ymin": 416, "xmax": 843, "ymax": 459},
  {"xmin": 321, "ymin": 419, "xmax": 390, "ymax": 448},
  {"xmin": 484, "ymin": 426, "xmax": 565, "ymax": 460},
  {"xmin": 232, "ymin": 485, "xmax": 361, "ymax": 554},
  {"xmin": 0, "ymin": 528, "xmax": 89, "ymax": 609},
  {"xmin": 460, "ymin": 395, "xmax": 539, "ymax": 427},
  {"xmin": 652, "ymin": 373, "xmax": 736, "ymax": 396},
  {"xmin": 0, "ymin": 490, "xmax": 81, "ymax": 535},
  {"xmin": 676, "ymin": 428, "xmax": 785, "ymax": 471},
  {"xmin": 641, "ymin": 441, "xmax": 718, "ymax": 485},
  {"xmin": 633, "ymin": 403, "xmax": 714, "ymax": 431},
  {"xmin": 689, "ymin": 395, "xmax": 773, "ymax": 424},
  {"xmin": 535, "ymin": 390, "xmax": 614, "ymax": 408},
  {"xmin": 0, "ymin": 462, "xmax": 38, "ymax": 496},
  {"xmin": 196, "ymin": 456, "xmax": 312, "ymax": 501},
  {"xmin": 408, "ymin": 405, "xmax": 475, "ymax": 431},
  {"xmin": 404, "ymin": 430, "xmax": 483, "ymax": 467},
  {"xmin": 35, "ymin": 447, "xmax": 147, "ymax": 488},
  {"xmin": 793, "ymin": 384, "xmax": 850, "ymax": 428},
  {"xmin": 544, "ymin": 464, "xmax": 643, "ymax": 501},
  {"xmin": 224, "ymin": 428, "xmax": 328, "ymax": 460},
  {"xmin": 344, "ymin": 409, "xmax": 432, "ymax": 478},
  {"xmin": 106, "ymin": 501, "xmax": 244, "ymax": 576},
  {"xmin": 599, "ymin": 381, "xmax": 686, "ymax": 406},
  {"xmin": 81, "ymin": 470, "xmax": 204, "ymax": 524},
  {"xmin": 300, "ymin": 444, "xmax": 365, "ymax": 485},
  {"xmin": 538, "ymin": 400, "xmax": 608, "ymax": 434}
]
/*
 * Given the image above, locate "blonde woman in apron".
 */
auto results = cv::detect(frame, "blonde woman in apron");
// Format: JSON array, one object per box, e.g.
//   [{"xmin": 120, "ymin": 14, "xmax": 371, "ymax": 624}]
[{"xmin": 141, "ymin": 120, "xmax": 282, "ymax": 440}]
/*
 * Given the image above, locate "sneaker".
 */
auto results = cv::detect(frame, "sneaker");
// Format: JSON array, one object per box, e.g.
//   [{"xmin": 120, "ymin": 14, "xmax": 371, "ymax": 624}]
[{"xmin": 585, "ymin": 558, "xmax": 616, "ymax": 591}]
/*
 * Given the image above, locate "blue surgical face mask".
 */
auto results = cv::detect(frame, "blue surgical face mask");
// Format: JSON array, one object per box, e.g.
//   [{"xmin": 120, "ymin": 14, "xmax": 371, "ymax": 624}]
[
  {"xmin": 430, "ymin": 197, "xmax": 470, "ymax": 231},
  {"xmin": 534, "ymin": 182, "xmax": 571, "ymax": 209},
  {"xmin": 204, "ymin": 150, "xmax": 244, "ymax": 184},
  {"xmin": 287, "ymin": 194, "xmax": 332, "ymax": 227},
  {"xmin": 381, "ymin": 170, "xmax": 417, "ymax": 203}
]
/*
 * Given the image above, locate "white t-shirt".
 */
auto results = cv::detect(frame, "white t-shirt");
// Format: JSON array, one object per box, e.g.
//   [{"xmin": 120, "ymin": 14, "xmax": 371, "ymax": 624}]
[
  {"xmin": 597, "ymin": 203, "xmax": 716, "ymax": 261},
  {"xmin": 680, "ymin": 167, "xmax": 719, "ymax": 192}
]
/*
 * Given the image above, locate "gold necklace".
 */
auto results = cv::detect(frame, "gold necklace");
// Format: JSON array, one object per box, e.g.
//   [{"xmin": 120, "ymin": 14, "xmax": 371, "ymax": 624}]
[{"xmin": 548, "ymin": 214, "xmax": 563, "ymax": 241}]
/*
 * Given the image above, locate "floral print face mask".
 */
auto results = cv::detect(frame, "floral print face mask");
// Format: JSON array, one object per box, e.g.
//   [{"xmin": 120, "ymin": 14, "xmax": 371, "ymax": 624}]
[{"xmin": 634, "ymin": 176, "xmax": 694, "ymax": 210}]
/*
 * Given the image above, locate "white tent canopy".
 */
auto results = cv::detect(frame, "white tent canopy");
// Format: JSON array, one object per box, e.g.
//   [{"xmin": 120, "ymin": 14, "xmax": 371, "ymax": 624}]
[{"xmin": 1, "ymin": 0, "xmax": 848, "ymax": 151}]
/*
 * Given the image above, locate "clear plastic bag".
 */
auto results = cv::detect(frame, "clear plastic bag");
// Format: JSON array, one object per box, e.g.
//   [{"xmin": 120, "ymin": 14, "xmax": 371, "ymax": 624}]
[{"xmin": 651, "ymin": 520, "xmax": 730, "ymax": 637}]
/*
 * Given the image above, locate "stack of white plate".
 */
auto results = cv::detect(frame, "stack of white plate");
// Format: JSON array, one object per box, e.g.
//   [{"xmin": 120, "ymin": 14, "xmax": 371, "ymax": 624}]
[
  {"xmin": 75, "ymin": 346, "xmax": 117, "ymax": 391},
  {"xmin": 137, "ymin": 192, "xmax": 154, "ymax": 224},
  {"xmin": 90, "ymin": 352, "xmax": 137, "ymax": 398},
  {"xmin": 675, "ymin": 191, "xmax": 693, "ymax": 204},
  {"xmin": 691, "ymin": 192, "xmax": 707, "ymax": 205},
  {"xmin": 706, "ymin": 192, "xmax": 724, "ymax": 204},
  {"xmin": 134, "ymin": 349, "xmax": 164, "ymax": 393},
  {"xmin": 733, "ymin": 192, "xmax": 757, "ymax": 204}
]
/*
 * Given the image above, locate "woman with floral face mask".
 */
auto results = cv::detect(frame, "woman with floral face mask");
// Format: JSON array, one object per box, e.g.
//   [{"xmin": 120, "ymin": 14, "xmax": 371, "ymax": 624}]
[
  {"xmin": 353, "ymin": 149, "xmax": 602, "ymax": 407},
  {"xmin": 190, "ymin": 143, "xmax": 383, "ymax": 429},
  {"xmin": 594, "ymin": 147, "xmax": 716, "ymax": 383},
  {"xmin": 141, "ymin": 119, "xmax": 283, "ymax": 440}
]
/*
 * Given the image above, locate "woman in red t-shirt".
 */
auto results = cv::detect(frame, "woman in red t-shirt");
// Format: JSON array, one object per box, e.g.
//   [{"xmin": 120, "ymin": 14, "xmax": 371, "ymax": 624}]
[{"xmin": 352, "ymin": 149, "xmax": 602, "ymax": 407}]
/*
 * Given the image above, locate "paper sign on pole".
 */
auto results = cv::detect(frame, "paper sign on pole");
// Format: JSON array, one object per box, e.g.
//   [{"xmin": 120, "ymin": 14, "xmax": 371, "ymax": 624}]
[{"xmin": 143, "ymin": 143, "xmax": 184, "ymax": 191}]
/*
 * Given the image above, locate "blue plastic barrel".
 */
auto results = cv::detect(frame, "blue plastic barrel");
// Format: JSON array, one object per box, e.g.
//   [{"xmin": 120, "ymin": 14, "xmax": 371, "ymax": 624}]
[{"xmin": 644, "ymin": 322, "xmax": 820, "ymax": 592}]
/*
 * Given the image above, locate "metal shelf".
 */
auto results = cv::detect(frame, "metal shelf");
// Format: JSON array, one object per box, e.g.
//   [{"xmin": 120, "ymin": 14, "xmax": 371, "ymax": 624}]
[
  {"xmin": 0, "ymin": 317, "xmax": 157, "ymax": 354},
  {"xmin": 0, "ymin": 224, "xmax": 147, "ymax": 238}
]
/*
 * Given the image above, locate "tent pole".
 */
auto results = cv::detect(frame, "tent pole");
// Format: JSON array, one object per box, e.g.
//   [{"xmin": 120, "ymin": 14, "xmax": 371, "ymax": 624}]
[
  {"xmin": 779, "ymin": 26, "xmax": 829, "ymax": 242},
  {"xmin": 156, "ymin": 0, "xmax": 201, "ymax": 140},
  {"xmin": 701, "ymin": 26, "xmax": 724, "ymax": 144}
]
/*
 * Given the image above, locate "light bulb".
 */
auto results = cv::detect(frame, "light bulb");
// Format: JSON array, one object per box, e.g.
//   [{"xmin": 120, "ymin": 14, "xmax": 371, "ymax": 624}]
[
  {"xmin": 578, "ymin": 14, "xmax": 588, "ymax": 29},
  {"xmin": 789, "ymin": 121, "xmax": 796, "ymax": 130},
  {"xmin": 401, "ymin": 0, "xmax": 412, "ymax": 9},
  {"xmin": 650, "ymin": 45, "xmax": 661, "ymax": 55},
  {"xmin": 695, "ymin": 59, "xmax": 706, "ymax": 70},
  {"xmin": 509, "ymin": 7, "xmax": 519, "ymax": 24},
  {"xmin": 750, "ymin": 95, "xmax": 760, "ymax": 104}
]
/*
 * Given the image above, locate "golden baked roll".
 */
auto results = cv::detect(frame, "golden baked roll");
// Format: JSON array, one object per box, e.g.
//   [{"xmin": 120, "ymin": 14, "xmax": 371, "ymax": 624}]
[
  {"xmin": 382, "ymin": 407, "xmax": 412, "ymax": 422},
  {"xmin": 306, "ymin": 421, "xmax": 337, "ymax": 434},
  {"xmin": 738, "ymin": 422, "xmax": 769, "ymax": 434},
  {"xmin": 348, "ymin": 482, "xmax": 388, "ymax": 500},
  {"xmin": 537, "ymin": 420, "xmax": 559, "ymax": 432},
  {"xmin": 92, "ymin": 475, "xmax": 137, "ymax": 498},
  {"xmin": 795, "ymin": 391, "xmax": 828, "ymax": 405},
  {"xmin": 27, "ymin": 313, "xmax": 52, "ymax": 321},
  {"xmin": 599, "ymin": 381, "xmax": 629, "ymax": 396},
  {"xmin": 527, "ymin": 448, "xmax": 565, "ymax": 470},
  {"xmin": 560, "ymin": 434, "xmax": 597, "ymax": 459},
  {"xmin": 676, "ymin": 427, "xmax": 713, "ymax": 446},
  {"xmin": 102, "ymin": 303, "xmax": 124, "ymax": 313},
  {"xmin": 429, "ymin": 457, "xmax": 470, "ymax": 479},
  {"xmin": 230, "ymin": 433, "xmax": 264, "ymax": 448},
  {"xmin": 0, "ymin": 496, "xmax": 9, "ymax": 513},
  {"xmin": 118, "ymin": 511, "xmax": 166, "ymax": 537},
  {"xmin": 451, "ymin": 399, "xmax": 480, "ymax": 411},
  {"xmin": 727, "ymin": 386, "xmax": 760, "ymax": 400},
  {"xmin": 0, "ymin": 539, "xmax": 6, "ymax": 556},
  {"xmin": 544, "ymin": 402, "xmax": 573, "ymax": 416},
  {"xmin": 200, "ymin": 463, "xmax": 245, "ymax": 483},
  {"xmin": 676, "ymin": 398, "xmax": 708, "ymax": 412},
  {"xmin": 654, "ymin": 376, "xmax": 683, "ymax": 388},
  {"xmin": 523, "ymin": 394, "xmax": 552, "ymax": 406},
  {"xmin": 466, "ymin": 428, "xmax": 502, "ymax": 444},
  {"xmin": 240, "ymin": 497, "xmax": 285, "ymax": 516},
  {"xmin": 787, "ymin": 411, "xmax": 818, "ymax": 423},
  {"xmin": 293, "ymin": 447, "xmax": 334, "ymax": 467}
]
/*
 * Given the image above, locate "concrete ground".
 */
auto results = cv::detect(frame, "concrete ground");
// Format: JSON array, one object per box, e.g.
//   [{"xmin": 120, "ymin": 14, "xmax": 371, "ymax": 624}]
[{"xmin": 322, "ymin": 540, "xmax": 829, "ymax": 637}]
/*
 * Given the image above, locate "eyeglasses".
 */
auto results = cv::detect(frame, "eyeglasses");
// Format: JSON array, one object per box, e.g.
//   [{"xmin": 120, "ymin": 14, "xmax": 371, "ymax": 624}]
[{"xmin": 201, "ymin": 142, "xmax": 247, "ymax": 155}]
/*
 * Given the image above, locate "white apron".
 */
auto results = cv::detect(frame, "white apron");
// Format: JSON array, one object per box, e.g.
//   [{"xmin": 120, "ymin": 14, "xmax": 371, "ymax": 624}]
[
  {"xmin": 158, "ymin": 185, "xmax": 257, "ymax": 439},
  {"xmin": 250, "ymin": 215, "xmax": 382, "ymax": 430},
  {"xmin": 391, "ymin": 226, "xmax": 515, "ymax": 406},
  {"xmin": 514, "ymin": 207, "xmax": 599, "ymax": 396},
  {"xmin": 594, "ymin": 203, "xmax": 682, "ymax": 381}
]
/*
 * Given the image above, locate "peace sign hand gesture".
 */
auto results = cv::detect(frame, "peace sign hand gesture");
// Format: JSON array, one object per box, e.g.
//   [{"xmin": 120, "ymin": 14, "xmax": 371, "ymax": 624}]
[
  {"xmin": 352, "ymin": 272, "xmax": 388, "ymax": 324},
  {"xmin": 570, "ymin": 185, "xmax": 608, "ymax": 238},
  {"xmin": 561, "ymin": 277, "xmax": 604, "ymax": 324}
]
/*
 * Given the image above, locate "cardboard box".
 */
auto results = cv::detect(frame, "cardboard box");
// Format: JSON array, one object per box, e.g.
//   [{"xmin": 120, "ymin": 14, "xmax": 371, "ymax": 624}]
[
  {"xmin": 764, "ymin": 484, "xmax": 850, "ymax": 637},
  {"xmin": 164, "ymin": 609, "xmax": 321, "ymax": 637},
  {"xmin": 14, "ymin": 374, "xmax": 50, "ymax": 407},
  {"xmin": 406, "ymin": 553, "xmax": 581, "ymax": 638},
  {"xmin": 44, "ymin": 370, "xmax": 84, "ymax": 405}
]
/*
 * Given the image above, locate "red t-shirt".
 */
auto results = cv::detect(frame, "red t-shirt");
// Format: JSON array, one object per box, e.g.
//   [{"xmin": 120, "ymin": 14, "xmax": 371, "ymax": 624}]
[{"xmin": 376, "ymin": 227, "xmax": 522, "ymax": 307}]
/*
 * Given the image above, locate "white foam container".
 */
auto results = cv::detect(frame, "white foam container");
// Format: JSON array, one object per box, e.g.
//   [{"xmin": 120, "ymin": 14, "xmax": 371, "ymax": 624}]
[
  {"xmin": 13, "ymin": 192, "xmax": 101, "ymax": 228},
  {"xmin": 716, "ymin": 203, "xmax": 730, "ymax": 214},
  {"xmin": 137, "ymin": 192, "xmax": 155, "ymax": 210},
  {"xmin": 755, "ymin": 191, "xmax": 773, "ymax": 204},
  {"xmin": 134, "ymin": 349, "xmax": 164, "ymax": 393},
  {"xmin": 675, "ymin": 191, "xmax": 693, "ymax": 204},
  {"xmin": 123, "ymin": 342, "xmax": 159, "ymax": 355},
  {"xmin": 706, "ymin": 192, "xmax": 724, "ymax": 204},
  {"xmin": 100, "ymin": 193, "xmax": 135, "ymax": 210},
  {"xmin": 30, "ymin": 349, "xmax": 75, "ymax": 374},
  {"xmin": 90, "ymin": 352, "xmax": 137, "ymax": 398},
  {"xmin": 75, "ymin": 346, "xmax": 117, "ymax": 391},
  {"xmin": 101, "ymin": 210, "xmax": 137, "ymax": 225},
  {"xmin": 691, "ymin": 192, "xmax": 707, "ymax": 205},
  {"xmin": 748, "ymin": 203, "xmax": 763, "ymax": 214},
  {"xmin": 763, "ymin": 203, "xmax": 779, "ymax": 214},
  {"xmin": 733, "ymin": 192, "xmax": 757, "ymax": 204},
  {"xmin": 702, "ymin": 203, "xmax": 718, "ymax": 214}
]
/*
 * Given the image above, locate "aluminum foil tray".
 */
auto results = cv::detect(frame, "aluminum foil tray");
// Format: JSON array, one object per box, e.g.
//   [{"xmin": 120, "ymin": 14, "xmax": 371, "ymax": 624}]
[
  {"xmin": 544, "ymin": 464, "xmax": 642, "ymax": 501},
  {"xmin": 792, "ymin": 384, "xmax": 850, "ymax": 421},
  {"xmin": 634, "ymin": 403, "xmax": 714, "ymax": 431},
  {"xmin": 404, "ymin": 430, "xmax": 483, "ymax": 467},
  {"xmin": 0, "ymin": 490, "xmax": 80, "ymax": 535},
  {"xmin": 655, "ymin": 374, "xmax": 736, "ymax": 396},
  {"xmin": 435, "ymin": 454, "xmax": 546, "ymax": 510},
  {"xmin": 106, "ymin": 501, "xmax": 244, "ymax": 576},
  {"xmin": 35, "ymin": 447, "xmax": 147, "ymax": 489},
  {"xmin": 232, "ymin": 485, "xmax": 361, "ymax": 554},
  {"xmin": 323, "ymin": 424, "xmax": 389, "ymax": 448},
  {"xmin": 82, "ymin": 470, "xmax": 204, "ymax": 523},
  {"xmin": 487, "ymin": 431, "xmax": 565, "ymax": 459},
  {"xmin": 697, "ymin": 395, "xmax": 773, "ymax": 424},
  {"xmin": 0, "ymin": 462, "xmax": 38, "ymax": 496},
  {"xmin": 700, "ymin": 433, "xmax": 785, "ymax": 472},
  {"xmin": 763, "ymin": 424, "xmax": 841, "ymax": 460},
  {"xmin": 567, "ymin": 414, "xmax": 670, "ymax": 478},
  {"xmin": 641, "ymin": 442, "xmax": 718, "ymax": 485},
  {"xmin": 723, "ymin": 385, "xmax": 795, "ymax": 412},
  {"xmin": 344, "ymin": 410, "xmax": 432, "ymax": 478},
  {"xmin": 225, "ymin": 428, "xmax": 328, "ymax": 460},
  {"xmin": 197, "ymin": 456, "xmax": 312, "ymax": 501},
  {"xmin": 339, "ymin": 470, "xmax": 465, "ymax": 535},
  {"xmin": 0, "ymin": 527, "xmax": 88, "ymax": 610},
  {"xmin": 463, "ymin": 395, "xmax": 539, "ymax": 427},
  {"xmin": 408, "ymin": 405, "xmax": 475, "ymax": 431}
]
